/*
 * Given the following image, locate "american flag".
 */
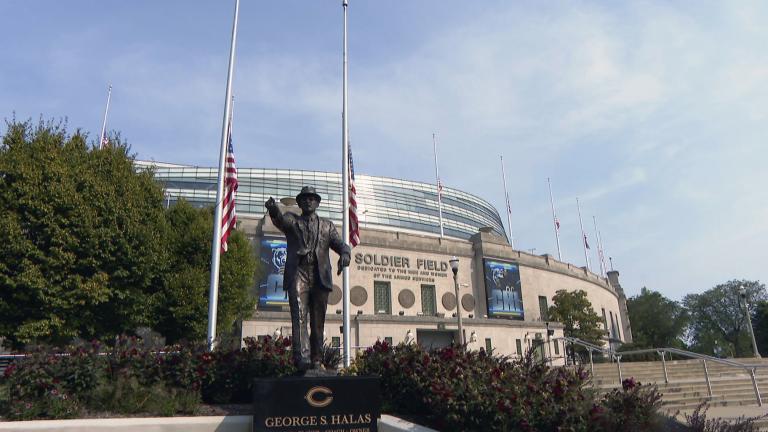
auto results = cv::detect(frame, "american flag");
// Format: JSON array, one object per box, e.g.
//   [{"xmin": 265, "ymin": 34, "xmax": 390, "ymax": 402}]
[
  {"xmin": 348, "ymin": 145, "xmax": 360, "ymax": 247},
  {"xmin": 220, "ymin": 118, "xmax": 238, "ymax": 252},
  {"xmin": 583, "ymin": 233, "xmax": 590, "ymax": 250},
  {"xmin": 438, "ymin": 179, "xmax": 444, "ymax": 198},
  {"xmin": 554, "ymin": 216, "xmax": 560, "ymax": 230}
]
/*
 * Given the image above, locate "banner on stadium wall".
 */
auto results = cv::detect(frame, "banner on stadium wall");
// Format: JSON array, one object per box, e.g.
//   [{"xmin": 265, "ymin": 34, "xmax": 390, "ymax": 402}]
[
  {"xmin": 258, "ymin": 237, "xmax": 289, "ymax": 307},
  {"xmin": 482, "ymin": 258, "xmax": 524, "ymax": 319}
]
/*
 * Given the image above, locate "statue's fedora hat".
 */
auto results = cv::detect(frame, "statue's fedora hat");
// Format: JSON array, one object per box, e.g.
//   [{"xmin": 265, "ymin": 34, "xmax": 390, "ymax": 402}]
[{"xmin": 296, "ymin": 186, "xmax": 322, "ymax": 202}]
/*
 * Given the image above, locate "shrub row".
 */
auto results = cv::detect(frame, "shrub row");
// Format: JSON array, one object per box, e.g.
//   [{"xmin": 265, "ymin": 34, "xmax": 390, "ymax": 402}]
[
  {"xmin": 350, "ymin": 341, "xmax": 665, "ymax": 432},
  {"xmin": 6, "ymin": 337, "xmax": 761, "ymax": 430},
  {"xmin": 1, "ymin": 335, "xmax": 296, "ymax": 420}
]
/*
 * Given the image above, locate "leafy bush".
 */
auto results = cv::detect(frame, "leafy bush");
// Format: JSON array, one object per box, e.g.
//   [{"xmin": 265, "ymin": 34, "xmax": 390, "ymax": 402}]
[
  {"xmin": 201, "ymin": 336, "xmax": 296, "ymax": 404},
  {"xmin": 594, "ymin": 378, "xmax": 664, "ymax": 431},
  {"xmin": 351, "ymin": 341, "xmax": 668, "ymax": 432}
]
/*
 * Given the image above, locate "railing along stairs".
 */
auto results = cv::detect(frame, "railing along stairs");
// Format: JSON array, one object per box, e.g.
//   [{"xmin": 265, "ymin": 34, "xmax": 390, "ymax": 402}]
[{"xmin": 551, "ymin": 336, "xmax": 767, "ymax": 407}]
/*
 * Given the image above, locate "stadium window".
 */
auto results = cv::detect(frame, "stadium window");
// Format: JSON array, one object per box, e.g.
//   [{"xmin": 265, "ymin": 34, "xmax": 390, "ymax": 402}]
[
  {"xmin": 515, "ymin": 339, "xmax": 523, "ymax": 356},
  {"xmin": 331, "ymin": 337, "xmax": 340, "ymax": 348},
  {"xmin": 485, "ymin": 338, "xmax": 492, "ymax": 352},
  {"xmin": 421, "ymin": 285, "xmax": 436, "ymax": 316},
  {"xmin": 384, "ymin": 337, "xmax": 393, "ymax": 345},
  {"xmin": 374, "ymin": 281, "xmax": 391, "ymax": 315},
  {"xmin": 538, "ymin": 296, "xmax": 549, "ymax": 321},
  {"xmin": 554, "ymin": 339, "xmax": 560, "ymax": 355},
  {"xmin": 601, "ymin": 308, "xmax": 608, "ymax": 331}
]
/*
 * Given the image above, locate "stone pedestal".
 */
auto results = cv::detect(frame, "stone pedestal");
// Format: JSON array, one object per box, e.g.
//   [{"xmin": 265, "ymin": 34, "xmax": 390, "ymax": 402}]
[{"xmin": 253, "ymin": 375, "xmax": 381, "ymax": 432}]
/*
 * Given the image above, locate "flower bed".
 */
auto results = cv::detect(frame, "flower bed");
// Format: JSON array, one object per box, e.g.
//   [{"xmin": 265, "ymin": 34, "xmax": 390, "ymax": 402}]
[
  {"xmin": 5, "ymin": 338, "xmax": 759, "ymax": 431},
  {"xmin": 1, "ymin": 336, "xmax": 295, "ymax": 420},
  {"xmin": 350, "ymin": 341, "xmax": 665, "ymax": 432}
]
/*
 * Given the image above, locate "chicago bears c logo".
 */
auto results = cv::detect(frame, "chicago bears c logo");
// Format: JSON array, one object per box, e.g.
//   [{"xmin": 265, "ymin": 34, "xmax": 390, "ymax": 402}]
[{"xmin": 304, "ymin": 386, "xmax": 333, "ymax": 408}]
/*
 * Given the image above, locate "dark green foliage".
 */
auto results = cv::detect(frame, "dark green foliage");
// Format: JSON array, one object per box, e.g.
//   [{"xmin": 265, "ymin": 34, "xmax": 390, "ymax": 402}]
[
  {"xmin": 0, "ymin": 119, "xmax": 260, "ymax": 347},
  {"xmin": 0, "ymin": 120, "xmax": 169, "ymax": 348},
  {"xmin": 156, "ymin": 201, "xmax": 259, "ymax": 343},
  {"xmin": 1, "ymin": 335, "xmax": 296, "ymax": 420},
  {"xmin": 684, "ymin": 280, "xmax": 766, "ymax": 357},
  {"xmin": 627, "ymin": 287, "xmax": 689, "ymax": 349},
  {"xmin": 351, "ymin": 341, "xmax": 665, "ymax": 432},
  {"xmin": 751, "ymin": 301, "xmax": 768, "ymax": 357},
  {"xmin": 321, "ymin": 343, "xmax": 342, "ymax": 370},
  {"xmin": 548, "ymin": 290, "xmax": 605, "ymax": 346}
]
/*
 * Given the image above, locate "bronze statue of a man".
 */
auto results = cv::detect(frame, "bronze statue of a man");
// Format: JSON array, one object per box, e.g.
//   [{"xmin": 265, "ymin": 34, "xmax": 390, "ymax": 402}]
[{"xmin": 265, "ymin": 186, "xmax": 351, "ymax": 370}]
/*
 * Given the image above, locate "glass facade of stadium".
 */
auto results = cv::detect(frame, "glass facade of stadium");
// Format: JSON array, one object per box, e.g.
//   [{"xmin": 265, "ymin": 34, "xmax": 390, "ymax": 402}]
[{"xmin": 135, "ymin": 160, "xmax": 508, "ymax": 241}]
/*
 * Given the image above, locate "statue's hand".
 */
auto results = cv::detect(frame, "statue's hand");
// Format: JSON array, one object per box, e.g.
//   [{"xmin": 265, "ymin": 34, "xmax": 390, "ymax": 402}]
[
  {"xmin": 265, "ymin": 197, "xmax": 276, "ymax": 209},
  {"xmin": 337, "ymin": 254, "xmax": 350, "ymax": 275}
]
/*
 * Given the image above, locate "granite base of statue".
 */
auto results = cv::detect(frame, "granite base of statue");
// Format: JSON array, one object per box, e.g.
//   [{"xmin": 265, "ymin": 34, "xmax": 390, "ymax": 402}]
[
  {"xmin": 252, "ymin": 375, "xmax": 381, "ymax": 432},
  {"xmin": 254, "ymin": 187, "xmax": 381, "ymax": 432}
]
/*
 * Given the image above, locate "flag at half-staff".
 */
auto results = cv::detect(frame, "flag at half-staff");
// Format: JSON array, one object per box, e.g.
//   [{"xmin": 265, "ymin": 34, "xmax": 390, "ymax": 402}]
[
  {"xmin": 432, "ymin": 133, "xmax": 445, "ymax": 238},
  {"xmin": 221, "ymin": 111, "xmax": 238, "ymax": 252},
  {"xmin": 348, "ymin": 143, "xmax": 360, "ymax": 247},
  {"xmin": 500, "ymin": 155, "xmax": 514, "ymax": 249},
  {"xmin": 547, "ymin": 177, "xmax": 562, "ymax": 260},
  {"xmin": 207, "ymin": 0, "xmax": 241, "ymax": 351},
  {"xmin": 576, "ymin": 197, "xmax": 591, "ymax": 271}
]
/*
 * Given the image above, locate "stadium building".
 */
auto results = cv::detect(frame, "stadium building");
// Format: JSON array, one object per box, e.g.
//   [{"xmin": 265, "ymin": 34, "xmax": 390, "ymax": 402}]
[{"xmin": 137, "ymin": 161, "xmax": 632, "ymax": 361}]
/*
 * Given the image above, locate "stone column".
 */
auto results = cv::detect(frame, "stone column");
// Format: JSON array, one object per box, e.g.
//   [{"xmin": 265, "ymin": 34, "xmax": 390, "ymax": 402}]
[{"xmin": 607, "ymin": 270, "xmax": 632, "ymax": 343}]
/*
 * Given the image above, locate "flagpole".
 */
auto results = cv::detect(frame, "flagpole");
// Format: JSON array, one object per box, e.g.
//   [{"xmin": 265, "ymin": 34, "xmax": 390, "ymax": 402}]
[
  {"xmin": 592, "ymin": 216, "xmax": 604, "ymax": 277},
  {"xmin": 597, "ymin": 229, "xmax": 608, "ymax": 277},
  {"xmin": 576, "ymin": 197, "xmax": 591, "ymax": 271},
  {"xmin": 99, "ymin": 84, "xmax": 112, "ymax": 149},
  {"xmin": 206, "ymin": 0, "xmax": 240, "ymax": 352},
  {"xmin": 432, "ymin": 133, "xmax": 445, "ymax": 238},
  {"xmin": 341, "ymin": 0, "xmax": 352, "ymax": 368},
  {"xmin": 500, "ymin": 156, "xmax": 514, "ymax": 249},
  {"xmin": 547, "ymin": 178, "xmax": 562, "ymax": 260}
]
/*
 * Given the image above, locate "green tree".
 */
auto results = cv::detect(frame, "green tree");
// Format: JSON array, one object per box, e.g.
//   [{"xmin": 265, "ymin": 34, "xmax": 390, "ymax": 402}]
[
  {"xmin": 626, "ymin": 287, "xmax": 688, "ymax": 349},
  {"xmin": 155, "ymin": 200, "xmax": 258, "ymax": 344},
  {"xmin": 752, "ymin": 301, "xmax": 768, "ymax": 357},
  {"xmin": 548, "ymin": 289, "xmax": 605, "ymax": 346},
  {"xmin": 0, "ymin": 120, "xmax": 169, "ymax": 348},
  {"xmin": 683, "ymin": 279, "xmax": 766, "ymax": 357}
]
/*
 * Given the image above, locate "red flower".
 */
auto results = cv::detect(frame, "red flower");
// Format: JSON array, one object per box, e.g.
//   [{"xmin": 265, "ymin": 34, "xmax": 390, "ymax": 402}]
[{"xmin": 622, "ymin": 377, "xmax": 637, "ymax": 391}]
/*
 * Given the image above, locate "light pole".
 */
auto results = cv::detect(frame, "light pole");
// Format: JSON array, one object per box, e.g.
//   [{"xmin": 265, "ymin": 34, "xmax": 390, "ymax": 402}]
[
  {"xmin": 449, "ymin": 256, "xmax": 464, "ymax": 346},
  {"xmin": 740, "ymin": 286, "xmax": 761, "ymax": 358}
]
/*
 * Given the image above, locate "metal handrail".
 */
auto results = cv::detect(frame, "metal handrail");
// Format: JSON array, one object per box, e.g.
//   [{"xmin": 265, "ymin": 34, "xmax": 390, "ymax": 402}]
[{"xmin": 551, "ymin": 336, "xmax": 765, "ymax": 406}]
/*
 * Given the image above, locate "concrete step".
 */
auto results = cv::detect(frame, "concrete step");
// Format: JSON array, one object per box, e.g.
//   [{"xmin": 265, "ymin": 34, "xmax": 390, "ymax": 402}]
[
  {"xmin": 579, "ymin": 359, "xmax": 768, "ymax": 424},
  {"xmin": 595, "ymin": 382, "xmax": 762, "ymax": 397},
  {"xmin": 664, "ymin": 397, "xmax": 762, "ymax": 412},
  {"xmin": 594, "ymin": 374, "xmax": 768, "ymax": 384},
  {"xmin": 661, "ymin": 390, "xmax": 759, "ymax": 403}
]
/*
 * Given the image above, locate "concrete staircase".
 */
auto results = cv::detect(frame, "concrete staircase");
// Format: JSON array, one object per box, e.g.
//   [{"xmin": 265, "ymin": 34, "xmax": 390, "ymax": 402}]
[{"xmin": 590, "ymin": 357, "xmax": 768, "ymax": 412}]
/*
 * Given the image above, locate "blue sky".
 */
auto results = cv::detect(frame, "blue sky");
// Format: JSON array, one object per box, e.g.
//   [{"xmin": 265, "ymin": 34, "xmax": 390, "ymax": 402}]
[{"xmin": 2, "ymin": 1, "xmax": 767, "ymax": 300}]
